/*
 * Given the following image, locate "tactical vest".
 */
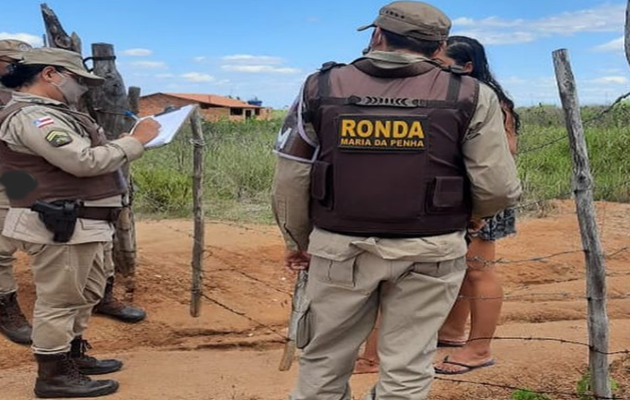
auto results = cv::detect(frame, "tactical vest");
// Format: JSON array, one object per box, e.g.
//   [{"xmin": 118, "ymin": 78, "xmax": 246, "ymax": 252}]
[
  {"xmin": 0, "ymin": 102, "xmax": 126, "ymax": 207},
  {"xmin": 307, "ymin": 59, "xmax": 479, "ymax": 237}
]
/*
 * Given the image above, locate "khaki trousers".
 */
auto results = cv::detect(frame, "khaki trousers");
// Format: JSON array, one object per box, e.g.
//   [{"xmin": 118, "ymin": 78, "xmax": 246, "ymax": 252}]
[
  {"xmin": 290, "ymin": 252, "xmax": 466, "ymax": 400},
  {"xmin": 0, "ymin": 209, "xmax": 18, "ymax": 295},
  {"xmin": 14, "ymin": 241, "xmax": 108, "ymax": 354}
]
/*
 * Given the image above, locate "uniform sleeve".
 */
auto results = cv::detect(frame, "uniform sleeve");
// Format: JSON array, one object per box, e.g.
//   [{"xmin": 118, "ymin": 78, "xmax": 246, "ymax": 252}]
[
  {"xmin": 9, "ymin": 107, "xmax": 144, "ymax": 178},
  {"xmin": 463, "ymin": 84, "xmax": 522, "ymax": 218},
  {"xmin": 273, "ymin": 81, "xmax": 319, "ymax": 162},
  {"xmin": 271, "ymin": 83, "xmax": 318, "ymax": 251}
]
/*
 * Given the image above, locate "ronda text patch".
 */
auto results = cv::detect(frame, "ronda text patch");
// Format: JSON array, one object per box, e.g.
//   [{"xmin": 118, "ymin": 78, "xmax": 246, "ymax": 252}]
[{"xmin": 338, "ymin": 115, "xmax": 426, "ymax": 151}]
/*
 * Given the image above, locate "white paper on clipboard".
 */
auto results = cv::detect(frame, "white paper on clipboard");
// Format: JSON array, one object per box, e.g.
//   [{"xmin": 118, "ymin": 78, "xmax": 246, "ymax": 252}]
[{"xmin": 131, "ymin": 104, "xmax": 196, "ymax": 149}]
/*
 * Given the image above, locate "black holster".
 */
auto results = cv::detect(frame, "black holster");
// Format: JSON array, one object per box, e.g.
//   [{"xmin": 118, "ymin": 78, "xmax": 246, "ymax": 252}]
[{"xmin": 31, "ymin": 200, "xmax": 80, "ymax": 243}]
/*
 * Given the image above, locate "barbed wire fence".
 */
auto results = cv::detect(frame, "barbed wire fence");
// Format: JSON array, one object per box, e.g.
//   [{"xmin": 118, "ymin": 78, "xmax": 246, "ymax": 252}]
[{"xmin": 122, "ymin": 60, "xmax": 630, "ymax": 400}]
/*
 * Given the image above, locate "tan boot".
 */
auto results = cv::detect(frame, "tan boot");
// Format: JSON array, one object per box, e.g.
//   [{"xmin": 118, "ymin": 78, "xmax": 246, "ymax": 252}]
[{"xmin": 93, "ymin": 277, "xmax": 146, "ymax": 323}]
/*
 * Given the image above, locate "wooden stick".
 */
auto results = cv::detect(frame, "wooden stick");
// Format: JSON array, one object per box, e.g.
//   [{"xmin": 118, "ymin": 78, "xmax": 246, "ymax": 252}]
[
  {"xmin": 553, "ymin": 49, "xmax": 612, "ymax": 400},
  {"xmin": 190, "ymin": 109, "xmax": 205, "ymax": 318},
  {"xmin": 279, "ymin": 270, "xmax": 308, "ymax": 371}
]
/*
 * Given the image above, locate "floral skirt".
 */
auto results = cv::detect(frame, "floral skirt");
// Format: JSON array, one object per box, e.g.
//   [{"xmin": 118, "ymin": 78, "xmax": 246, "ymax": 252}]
[{"xmin": 469, "ymin": 208, "xmax": 517, "ymax": 242}]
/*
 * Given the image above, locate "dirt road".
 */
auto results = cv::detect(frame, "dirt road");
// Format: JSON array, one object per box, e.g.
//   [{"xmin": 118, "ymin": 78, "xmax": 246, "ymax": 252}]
[{"xmin": 1, "ymin": 201, "xmax": 629, "ymax": 399}]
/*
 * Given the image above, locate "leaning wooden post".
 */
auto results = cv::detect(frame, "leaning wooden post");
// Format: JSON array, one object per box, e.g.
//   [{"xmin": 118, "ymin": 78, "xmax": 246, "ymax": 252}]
[
  {"xmin": 553, "ymin": 49, "xmax": 612, "ymax": 400},
  {"xmin": 189, "ymin": 108, "xmax": 206, "ymax": 317}
]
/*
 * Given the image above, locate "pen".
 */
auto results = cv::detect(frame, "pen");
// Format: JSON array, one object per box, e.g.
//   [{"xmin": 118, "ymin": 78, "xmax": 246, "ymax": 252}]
[{"xmin": 124, "ymin": 110, "xmax": 140, "ymax": 121}]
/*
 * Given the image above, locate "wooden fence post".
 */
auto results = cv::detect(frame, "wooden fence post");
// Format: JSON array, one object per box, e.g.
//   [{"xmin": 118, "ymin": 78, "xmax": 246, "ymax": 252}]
[
  {"xmin": 87, "ymin": 43, "xmax": 139, "ymax": 286},
  {"xmin": 190, "ymin": 109, "xmax": 205, "ymax": 317},
  {"xmin": 552, "ymin": 49, "xmax": 612, "ymax": 400}
]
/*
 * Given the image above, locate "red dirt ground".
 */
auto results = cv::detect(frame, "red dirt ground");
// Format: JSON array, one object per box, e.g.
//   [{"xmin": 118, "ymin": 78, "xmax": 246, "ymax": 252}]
[{"xmin": 1, "ymin": 200, "xmax": 629, "ymax": 400}]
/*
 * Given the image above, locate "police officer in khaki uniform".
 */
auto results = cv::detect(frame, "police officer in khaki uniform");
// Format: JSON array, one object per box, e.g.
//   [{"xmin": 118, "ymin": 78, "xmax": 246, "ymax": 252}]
[
  {"xmin": 0, "ymin": 47, "xmax": 159, "ymax": 398},
  {"xmin": 0, "ymin": 39, "xmax": 34, "ymax": 345},
  {"xmin": 272, "ymin": 2, "xmax": 522, "ymax": 399}
]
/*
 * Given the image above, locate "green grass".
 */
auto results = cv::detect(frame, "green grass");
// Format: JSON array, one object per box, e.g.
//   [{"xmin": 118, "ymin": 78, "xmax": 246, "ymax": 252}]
[{"xmin": 131, "ymin": 104, "xmax": 630, "ymax": 223}]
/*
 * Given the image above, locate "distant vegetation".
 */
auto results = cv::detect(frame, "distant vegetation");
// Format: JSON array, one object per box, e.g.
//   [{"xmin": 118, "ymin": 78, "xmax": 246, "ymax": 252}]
[{"xmin": 131, "ymin": 103, "xmax": 630, "ymax": 223}]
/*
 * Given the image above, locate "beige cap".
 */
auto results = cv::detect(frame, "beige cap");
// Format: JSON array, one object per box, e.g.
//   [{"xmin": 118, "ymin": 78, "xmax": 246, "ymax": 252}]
[
  {"xmin": 0, "ymin": 39, "xmax": 33, "ymax": 61},
  {"xmin": 21, "ymin": 47, "xmax": 104, "ymax": 86},
  {"xmin": 357, "ymin": 1, "xmax": 451, "ymax": 41}
]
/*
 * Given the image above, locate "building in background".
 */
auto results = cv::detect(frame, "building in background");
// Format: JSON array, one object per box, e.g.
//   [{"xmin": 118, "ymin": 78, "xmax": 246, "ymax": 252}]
[{"xmin": 139, "ymin": 93, "xmax": 272, "ymax": 121}]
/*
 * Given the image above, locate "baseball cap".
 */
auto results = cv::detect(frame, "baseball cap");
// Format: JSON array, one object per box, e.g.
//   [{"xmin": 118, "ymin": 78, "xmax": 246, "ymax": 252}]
[
  {"xmin": 357, "ymin": 1, "xmax": 451, "ymax": 41},
  {"xmin": 21, "ymin": 47, "xmax": 104, "ymax": 86},
  {"xmin": 0, "ymin": 40, "xmax": 33, "ymax": 61}
]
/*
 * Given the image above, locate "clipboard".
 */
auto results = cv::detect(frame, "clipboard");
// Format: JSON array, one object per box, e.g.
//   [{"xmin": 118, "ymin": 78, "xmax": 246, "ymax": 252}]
[{"xmin": 131, "ymin": 104, "xmax": 197, "ymax": 149}]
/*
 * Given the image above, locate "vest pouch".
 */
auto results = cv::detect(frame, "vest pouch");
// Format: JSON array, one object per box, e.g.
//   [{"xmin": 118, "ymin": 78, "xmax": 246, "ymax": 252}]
[
  {"xmin": 426, "ymin": 176, "xmax": 465, "ymax": 214},
  {"xmin": 311, "ymin": 161, "xmax": 333, "ymax": 209}
]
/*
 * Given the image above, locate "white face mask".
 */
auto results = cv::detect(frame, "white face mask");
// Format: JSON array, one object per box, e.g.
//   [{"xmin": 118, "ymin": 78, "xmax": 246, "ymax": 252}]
[{"xmin": 51, "ymin": 72, "xmax": 88, "ymax": 106}]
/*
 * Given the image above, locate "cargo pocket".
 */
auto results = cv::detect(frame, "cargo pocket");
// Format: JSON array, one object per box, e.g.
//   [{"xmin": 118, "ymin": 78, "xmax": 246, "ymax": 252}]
[
  {"xmin": 311, "ymin": 161, "xmax": 332, "ymax": 209},
  {"xmin": 311, "ymin": 256, "xmax": 357, "ymax": 288},
  {"xmin": 295, "ymin": 299, "xmax": 313, "ymax": 349},
  {"xmin": 426, "ymin": 176, "xmax": 465, "ymax": 214}
]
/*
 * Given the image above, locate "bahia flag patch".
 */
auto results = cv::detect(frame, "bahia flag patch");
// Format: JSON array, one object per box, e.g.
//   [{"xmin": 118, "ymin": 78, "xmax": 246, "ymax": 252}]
[{"xmin": 34, "ymin": 116, "xmax": 55, "ymax": 129}]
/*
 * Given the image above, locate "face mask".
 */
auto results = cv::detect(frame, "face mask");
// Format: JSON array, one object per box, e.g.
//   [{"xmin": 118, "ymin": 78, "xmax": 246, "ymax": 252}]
[{"xmin": 51, "ymin": 72, "xmax": 88, "ymax": 106}]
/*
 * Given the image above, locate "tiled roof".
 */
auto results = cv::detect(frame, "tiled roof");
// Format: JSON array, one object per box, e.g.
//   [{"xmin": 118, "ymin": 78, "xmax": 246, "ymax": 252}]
[{"xmin": 156, "ymin": 93, "xmax": 261, "ymax": 108}]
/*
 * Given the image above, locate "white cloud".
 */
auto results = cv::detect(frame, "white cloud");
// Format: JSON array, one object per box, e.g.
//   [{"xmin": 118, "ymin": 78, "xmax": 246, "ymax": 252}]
[
  {"xmin": 499, "ymin": 73, "xmax": 630, "ymax": 106},
  {"xmin": 193, "ymin": 56, "xmax": 207, "ymax": 62},
  {"xmin": 123, "ymin": 48, "xmax": 153, "ymax": 56},
  {"xmin": 453, "ymin": 4, "xmax": 625, "ymax": 46},
  {"xmin": 0, "ymin": 32, "xmax": 43, "ymax": 46},
  {"xmin": 131, "ymin": 61, "xmax": 167, "ymax": 69},
  {"xmin": 589, "ymin": 76, "xmax": 629, "ymax": 85},
  {"xmin": 181, "ymin": 72, "xmax": 215, "ymax": 82},
  {"xmin": 221, "ymin": 54, "xmax": 284, "ymax": 65},
  {"xmin": 454, "ymin": 30, "xmax": 536, "ymax": 45},
  {"xmin": 592, "ymin": 37, "xmax": 624, "ymax": 53},
  {"xmin": 155, "ymin": 73, "xmax": 175, "ymax": 79},
  {"xmin": 222, "ymin": 65, "xmax": 301, "ymax": 74}
]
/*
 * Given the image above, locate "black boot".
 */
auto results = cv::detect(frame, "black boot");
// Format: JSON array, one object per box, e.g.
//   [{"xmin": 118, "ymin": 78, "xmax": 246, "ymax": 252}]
[
  {"xmin": 93, "ymin": 277, "xmax": 146, "ymax": 323},
  {"xmin": 34, "ymin": 353, "xmax": 119, "ymax": 398},
  {"xmin": 0, "ymin": 291, "xmax": 32, "ymax": 345},
  {"xmin": 70, "ymin": 337, "xmax": 123, "ymax": 375}
]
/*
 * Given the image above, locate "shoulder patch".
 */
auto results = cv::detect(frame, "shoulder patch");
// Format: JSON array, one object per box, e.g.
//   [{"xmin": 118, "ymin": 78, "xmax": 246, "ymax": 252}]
[{"xmin": 45, "ymin": 131, "xmax": 73, "ymax": 147}]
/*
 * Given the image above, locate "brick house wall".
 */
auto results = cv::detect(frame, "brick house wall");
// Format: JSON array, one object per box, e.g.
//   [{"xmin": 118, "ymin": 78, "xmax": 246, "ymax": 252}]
[{"xmin": 139, "ymin": 94, "xmax": 272, "ymax": 122}]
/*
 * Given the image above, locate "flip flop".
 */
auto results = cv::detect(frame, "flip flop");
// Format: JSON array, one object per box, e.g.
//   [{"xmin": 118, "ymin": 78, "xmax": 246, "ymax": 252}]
[
  {"xmin": 437, "ymin": 339, "xmax": 466, "ymax": 348},
  {"xmin": 434, "ymin": 356, "xmax": 496, "ymax": 375}
]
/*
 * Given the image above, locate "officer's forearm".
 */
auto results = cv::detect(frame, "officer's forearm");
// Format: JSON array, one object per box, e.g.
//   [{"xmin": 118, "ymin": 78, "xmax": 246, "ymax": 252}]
[{"xmin": 271, "ymin": 157, "xmax": 313, "ymax": 251}]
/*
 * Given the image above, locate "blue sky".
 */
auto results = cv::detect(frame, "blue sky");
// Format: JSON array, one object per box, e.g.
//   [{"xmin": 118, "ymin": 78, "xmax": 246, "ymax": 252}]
[{"xmin": 2, "ymin": 0, "xmax": 629, "ymax": 108}]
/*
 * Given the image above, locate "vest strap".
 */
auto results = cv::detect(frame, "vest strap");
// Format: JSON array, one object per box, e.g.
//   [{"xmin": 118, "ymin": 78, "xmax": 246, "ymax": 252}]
[{"xmin": 318, "ymin": 96, "xmax": 459, "ymax": 109}]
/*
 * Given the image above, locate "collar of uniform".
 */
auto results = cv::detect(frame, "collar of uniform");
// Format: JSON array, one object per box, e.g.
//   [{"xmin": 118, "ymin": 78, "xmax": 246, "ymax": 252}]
[
  {"xmin": 11, "ymin": 92, "xmax": 67, "ymax": 108},
  {"xmin": 363, "ymin": 50, "xmax": 429, "ymax": 66}
]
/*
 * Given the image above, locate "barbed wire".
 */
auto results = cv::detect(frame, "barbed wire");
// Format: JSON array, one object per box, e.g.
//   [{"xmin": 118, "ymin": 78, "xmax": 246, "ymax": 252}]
[
  {"xmin": 434, "ymin": 377, "xmax": 625, "ymax": 400},
  {"xmin": 519, "ymin": 90, "xmax": 630, "ymax": 155}
]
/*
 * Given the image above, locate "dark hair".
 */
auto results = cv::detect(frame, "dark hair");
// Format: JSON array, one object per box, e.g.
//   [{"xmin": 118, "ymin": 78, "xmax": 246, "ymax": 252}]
[
  {"xmin": 0, "ymin": 63, "xmax": 62, "ymax": 89},
  {"xmin": 445, "ymin": 36, "xmax": 521, "ymax": 133},
  {"xmin": 381, "ymin": 29, "xmax": 442, "ymax": 57}
]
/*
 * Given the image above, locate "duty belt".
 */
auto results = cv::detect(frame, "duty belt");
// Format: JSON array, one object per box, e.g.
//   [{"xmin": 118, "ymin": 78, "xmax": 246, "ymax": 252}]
[{"xmin": 76, "ymin": 207, "xmax": 122, "ymax": 222}]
